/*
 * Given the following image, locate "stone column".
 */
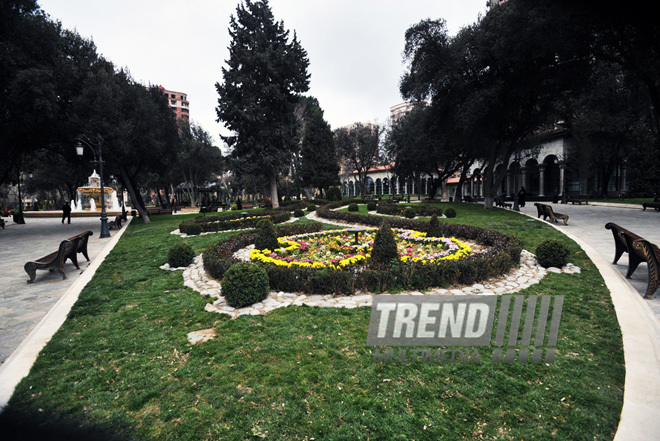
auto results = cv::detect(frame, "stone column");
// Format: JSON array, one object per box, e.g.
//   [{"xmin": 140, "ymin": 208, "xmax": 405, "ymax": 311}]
[
  {"xmin": 538, "ymin": 164, "xmax": 546, "ymax": 197},
  {"xmin": 470, "ymin": 176, "xmax": 474, "ymax": 197},
  {"xmin": 559, "ymin": 162, "xmax": 566, "ymax": 196},
  {"xmin": 621, "ymin": 166, "xmax": 627, "ymax": 192},
  {"xmin": 520, "ymin": 167, "xmax": 528, "ymax": 191},
  {"xmin": 506, "ymin": 170, "xmax": 513, "ymax": 197}
]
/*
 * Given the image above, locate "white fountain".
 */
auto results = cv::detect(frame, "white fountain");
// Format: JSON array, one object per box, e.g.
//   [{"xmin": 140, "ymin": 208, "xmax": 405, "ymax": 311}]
[{"xmin": 75, "ymin": 170, "xmax": 118, "ymax": 212}]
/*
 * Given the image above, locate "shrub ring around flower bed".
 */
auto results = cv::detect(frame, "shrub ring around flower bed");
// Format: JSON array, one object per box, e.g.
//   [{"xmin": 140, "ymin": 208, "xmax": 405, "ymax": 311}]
[
  {"xmin": 179, "ymin": 211, "xmax": 291, "ymax": 235},
  {"xmin": 202, "ymin": 209, "xmax": 522, "ymax": 295}
]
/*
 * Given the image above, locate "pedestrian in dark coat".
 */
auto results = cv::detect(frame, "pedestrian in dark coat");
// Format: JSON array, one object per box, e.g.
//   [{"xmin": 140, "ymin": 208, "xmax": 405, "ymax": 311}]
[
  {"xmin": 518, "ymin": 186, "xmax": 527, "ymax": 208},
  {"xmin": 62, "ymin": 202, "xmax": 72, "ymax": 224}
]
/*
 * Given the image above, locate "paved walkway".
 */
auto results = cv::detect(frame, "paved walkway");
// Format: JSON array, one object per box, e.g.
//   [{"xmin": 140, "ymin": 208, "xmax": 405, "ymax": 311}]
[
  {"xmin": 519, "ymin": 202, "xmax": 660, "ymax": 313},
  {"xmin": 0, "ymin": 217, "xmax": 122, "ymax": 364},
  {"xmin": 0, "ymin": 205, "xmax": 658, "ymax": 439}
]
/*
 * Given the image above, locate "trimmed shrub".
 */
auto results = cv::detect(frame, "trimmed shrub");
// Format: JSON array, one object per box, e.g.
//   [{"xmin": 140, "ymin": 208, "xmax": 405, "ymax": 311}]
[
  {"xmin": 294, "ymin": 209, "xmax": 305, "ymax": 218},
  {"xmin": 428, "ymin": 215, "xmax": 443, "ymax": 238},
  {"xmin": 222, "ymin": 262, "xmax": 270, "ymax": 308},
  {"xmin": 366, "ymin": 201, "xmax": 377, "ymax": 211},
  {"xmin": 307, "ymin": 204, "xmax": 317, "ymax": 212},
  {"xmin": 370, "ymin": 221, "xmax": 400, "ymax": 265},
  {"xmin": 445, "ymin": 207, "xmax": 457, "ymax": 218},
  {"xmin": 168, "ymin": 242, "xmax": 195, "ymax": 268},
  {"xmin": 255, "ymin": 219, "xmax": 280, "ymax": 251},
  {"xmin": 185, "ymin": 224, "xmax": 202, "ymax": 236},
  {"xmin": 347, "ymin": 203, "xmax": 359, "ymax": 212},
  {"xmin": 536, "ymin": 239, "xmax": 570, "ymax": 268},
  {"xmin": 326, "ymin": 186, "xmax": 342, "ymax": 201},
  {"xmin": 403, "ymin": 207, "xmax": 416, "ymax": 219}
]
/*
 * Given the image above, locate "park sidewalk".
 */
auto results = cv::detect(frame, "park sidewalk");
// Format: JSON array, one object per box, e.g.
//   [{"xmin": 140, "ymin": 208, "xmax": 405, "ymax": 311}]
[{"xmin": 0, "ymin": 215, "xmax": 132, "ymax": 409}]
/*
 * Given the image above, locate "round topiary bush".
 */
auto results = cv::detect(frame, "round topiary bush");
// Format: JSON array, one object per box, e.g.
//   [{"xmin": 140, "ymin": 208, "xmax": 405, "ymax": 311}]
[
  {"xmin": 348, "ymin": 203, "xmax": 359, "ymax": 212},
  {"xmin": 186, "ymin": 224, "xmax": 202, "ymax": 236},
  {"xmin": 370, "ymin": 221, "xmax": 400, "ymax": 265},
  {"xmin": 168, "ymin": 242, "xmax": 195, "ymax": 268},
  {"xmin": 367, "ymin": 201, "xmax": 377, "ymax": 211},
  {"xmin": 307, "ymin": 204, "xmax": 317, "ymax": 212},
  {"xmin": 222, "ymin": 262, "xmax": 270, "ymax": 308},
  {"xmin": 294, "ymin": 209, "xmax": 305, "ymax": 218},
  {"xmin": 536, "ymin": 239, "xmax": 570, "ymax": 268},
  {"xmin": 403, "ymin": 207, "xmax": 416, "ymax": 219},
  {"xmin": 255, "ymin": 219, "xmax": 280, "ymax": 251},
  {"xmin": 445, "ymin": 207, "xmax": 457, "ymax": 218}
]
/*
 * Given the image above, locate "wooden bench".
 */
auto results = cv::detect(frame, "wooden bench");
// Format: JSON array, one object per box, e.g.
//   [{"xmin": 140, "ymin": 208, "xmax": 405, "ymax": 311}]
[
  {"xmin": 569, "ymin": 195, "xmax": 589, "ymax": 205},
  {"xmin": 495, "ymin": 197, "xmax": 512, "ymax": 209},
  {"xmin": 147, "ymin": 207, "xmax": 173, "ymax": 215},
  {"xmin": 199, "ymin": 205, "xmax": 220, "ymax": 214},
  {"xmin": 642, "ymin": 195, "xmax": 660, "ymax": 212},
  {"xmin": 24, "ymin": 237, "xmax": 81, "ymax": 283},
  {"xmin": 534, "ymin": 203, "xmax": 568, "ymax": 224},
  {"xmin": 605, "ymin": 223, "xmax": 660, "ymax": 298},
  {"xmin": 108, "ymin": 216, "xmax": 122, "ymax": 230},
  {"xmin": 543, "ymin": 204, "xmax": 569, "ymax": 225},
  {"xmin": 463, "ymin": 196, "xmax": 475, "ymax": 203}
]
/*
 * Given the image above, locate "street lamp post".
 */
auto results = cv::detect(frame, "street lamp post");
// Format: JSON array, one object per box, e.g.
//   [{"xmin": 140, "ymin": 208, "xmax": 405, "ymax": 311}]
[{"xmin": 76, "ymin": 134, "xmax": 110, "ymax": 238}]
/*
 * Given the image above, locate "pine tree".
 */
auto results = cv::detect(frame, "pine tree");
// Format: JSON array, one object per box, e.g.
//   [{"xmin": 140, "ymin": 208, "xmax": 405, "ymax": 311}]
[
  {"xmin": 216, "ymin": 0, "xmax": 310, "ymax": 208},
  {"xmin": 296, "ymin": 96, "xmax": 340, "ymax": 198},
  {"xmin": 370, "ymin": 220, "xmax": 400, "ymax": 265},
  {"xmin": 428, "ymin": 214, "xmax": 443, "ymax": 237}
]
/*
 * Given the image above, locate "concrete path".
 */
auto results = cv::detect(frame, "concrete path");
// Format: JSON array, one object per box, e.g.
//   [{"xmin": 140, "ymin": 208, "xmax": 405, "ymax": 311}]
[
  {"xmin": 0, "ymin": 215, "xmax": 132, "ymax": 408},
  {"xmin": 519, "ymin": 202, "xmax": 660, "ymax": 312},
  {"xmin": 515, "ymin": 201, "xmax": 660, "ymax": 441}
]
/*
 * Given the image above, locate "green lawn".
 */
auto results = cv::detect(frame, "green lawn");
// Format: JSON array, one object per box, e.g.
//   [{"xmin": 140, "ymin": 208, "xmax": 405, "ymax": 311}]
[{"xmin": 1, "ymin": 204, "xmax": 624, "ymax": 440}]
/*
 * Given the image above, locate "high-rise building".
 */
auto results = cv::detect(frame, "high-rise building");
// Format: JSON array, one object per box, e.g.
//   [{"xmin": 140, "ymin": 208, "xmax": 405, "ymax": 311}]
[{"xmin": 154, "ymin": 85, "xmax": 189, "ymax": 121}]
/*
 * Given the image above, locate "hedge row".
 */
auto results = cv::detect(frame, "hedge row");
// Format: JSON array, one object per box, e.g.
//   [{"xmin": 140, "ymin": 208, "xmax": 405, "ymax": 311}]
[
  {"xmin": 376, "ymin": 201, "xmax": 444, "ymax": 217},
  {"xmin": 202, "ymin": 205, "xmax": 523, "ymax": 295},
  {"xmin": 179, "ymin": 211, "xmax": 291, "ymax": 235}
]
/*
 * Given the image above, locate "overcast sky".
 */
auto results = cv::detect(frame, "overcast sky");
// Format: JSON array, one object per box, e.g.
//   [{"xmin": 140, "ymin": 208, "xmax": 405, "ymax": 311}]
[{"xmin": 37, "ymin": 0, "xmax": 487, "ymax": 148}]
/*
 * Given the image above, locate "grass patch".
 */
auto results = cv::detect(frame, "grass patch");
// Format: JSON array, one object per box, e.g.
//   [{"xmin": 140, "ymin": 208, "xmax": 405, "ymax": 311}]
[{"xmin": 0, "ymin": 208, "xmax": 624, "ymax": 440}]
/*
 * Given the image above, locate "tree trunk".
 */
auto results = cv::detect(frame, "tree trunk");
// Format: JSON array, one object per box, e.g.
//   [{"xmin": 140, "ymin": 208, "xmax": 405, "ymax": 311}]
[
  {"xmin": 483, "ymin": 164, "xmax": 496, "ymax": 209},
  {"xmin": 270, "ymin": 174, "xmax": 280, "ymax": 208},
  {"xmin": 119, "ymin": 166, "xmax": 150, "ymax": 223},
  {"xmin": 303, "ymin": 187, "xmax": 314, "ymax": 200}
]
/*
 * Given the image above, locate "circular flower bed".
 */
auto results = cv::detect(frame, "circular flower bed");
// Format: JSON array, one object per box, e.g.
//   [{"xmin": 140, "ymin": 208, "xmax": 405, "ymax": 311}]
[{"xmin": 249, "ymin": 228, "xmax": 472, "ymax": 269}]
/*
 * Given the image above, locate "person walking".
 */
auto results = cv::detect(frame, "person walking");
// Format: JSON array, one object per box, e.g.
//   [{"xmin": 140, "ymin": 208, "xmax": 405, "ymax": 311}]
[
  {"xmin": 518, "ymin": 186, "xmax": 527, "ymax": 208},
  {"xmin": 62, "ymin": 201, "xmax": 72, "ymax": 224}
]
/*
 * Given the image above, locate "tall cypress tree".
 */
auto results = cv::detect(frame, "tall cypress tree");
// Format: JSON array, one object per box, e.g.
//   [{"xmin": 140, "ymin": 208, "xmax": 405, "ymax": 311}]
[
  {"xmin": 216, "ymin": 0, "xmax": 310, "ymax": 208},
  {"xmin": 297, "ymin": 96, "xmax": 339, "ymax": 198}
]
